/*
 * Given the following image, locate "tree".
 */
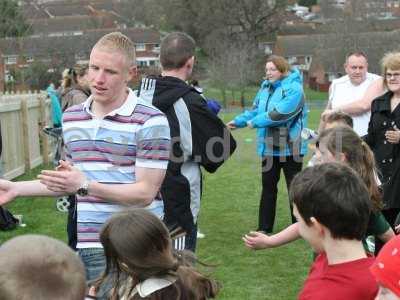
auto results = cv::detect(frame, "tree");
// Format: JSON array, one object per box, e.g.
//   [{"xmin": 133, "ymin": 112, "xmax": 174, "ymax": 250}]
[
  {"xmin": 207, "ymin": 32, "xmax": 263, "ymax": 108},
  {"xmin": 120, "ymin": 0, "xmax": 286, "ymax": 106},
  {"xmin": 0, "ymin": 0, "xmax": 31, "ymax": 38},
  {"xmin": 163, "ymin": 0, "xmax": 285, "ymax": 104}
]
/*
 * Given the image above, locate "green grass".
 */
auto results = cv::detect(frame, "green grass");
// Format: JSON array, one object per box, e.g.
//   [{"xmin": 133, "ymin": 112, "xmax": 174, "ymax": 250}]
[
  {"xmin": 0, "ymin": 109, "xmax": 323, "ymax": 300},
  {"xmin": 0, "ymin": 166, "xmax": 68, "ymax": 243}
]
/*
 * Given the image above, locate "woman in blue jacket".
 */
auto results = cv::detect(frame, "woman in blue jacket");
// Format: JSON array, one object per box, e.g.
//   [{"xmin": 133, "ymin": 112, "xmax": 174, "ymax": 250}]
[{"xmin": 228, "ymin": 55, "xmax": 307, "ymax": 233}]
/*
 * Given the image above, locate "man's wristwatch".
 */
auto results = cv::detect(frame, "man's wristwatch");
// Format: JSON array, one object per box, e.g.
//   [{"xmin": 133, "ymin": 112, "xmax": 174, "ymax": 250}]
[{"xmin": 76, "ymin": 180, "xmax": 90, "ymax": 196}]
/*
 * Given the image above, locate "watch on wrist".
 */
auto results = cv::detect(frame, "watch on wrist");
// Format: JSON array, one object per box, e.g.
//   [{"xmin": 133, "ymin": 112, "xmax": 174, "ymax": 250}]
[{"xmin": 76, "ymin": 180, "xmax": 90, "ymax": 196}]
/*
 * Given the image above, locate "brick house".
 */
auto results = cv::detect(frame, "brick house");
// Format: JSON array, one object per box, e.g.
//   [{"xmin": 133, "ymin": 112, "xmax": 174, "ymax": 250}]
[
  {"xmin": 0, "ymin": 27, "xmax": 161, "ymax": 90},
  {"xmin": 274, "ymin": 30, "xmax": 400, "ymax": 91}
]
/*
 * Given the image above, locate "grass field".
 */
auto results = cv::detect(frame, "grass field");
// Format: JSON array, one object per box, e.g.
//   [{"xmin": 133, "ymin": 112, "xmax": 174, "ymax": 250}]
[
  {"xmin": 204, "ymin": 85, "xmax": 328, "ymax": 107},
  {"xmin": 0, "ymin": 108, "xmax": 323, "ymax": 300}
]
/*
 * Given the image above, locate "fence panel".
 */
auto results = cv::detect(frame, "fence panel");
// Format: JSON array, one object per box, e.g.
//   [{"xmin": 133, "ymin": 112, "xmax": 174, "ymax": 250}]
[{"xmin": 0, "ymin": 92, "xmax": 53, "ymax": 180}]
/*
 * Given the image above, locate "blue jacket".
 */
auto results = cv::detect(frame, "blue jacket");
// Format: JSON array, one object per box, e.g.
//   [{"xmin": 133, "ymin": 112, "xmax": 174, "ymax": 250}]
[
  {"xmin": 233, "ymin": 68, "xmax": 308, "ymax": 157},
  {"xmin": 46, "ymin": 85, "xmax": 62, "ymax": 127}
]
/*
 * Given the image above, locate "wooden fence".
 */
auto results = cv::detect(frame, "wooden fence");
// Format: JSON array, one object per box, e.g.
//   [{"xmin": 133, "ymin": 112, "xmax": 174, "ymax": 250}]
[{"xmin": 0, "ymin": 92, "xmax": 53, "ymax": 180}]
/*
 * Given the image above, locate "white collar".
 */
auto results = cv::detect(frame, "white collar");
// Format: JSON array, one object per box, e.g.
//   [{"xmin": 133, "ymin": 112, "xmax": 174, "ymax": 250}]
[
  {"xmin": 130, "ymin": 274, "xmax": 177, "ymax": 298},
  {"xmin": 83, "ymin": 88, "xmax": 138, "ymax": 117}
]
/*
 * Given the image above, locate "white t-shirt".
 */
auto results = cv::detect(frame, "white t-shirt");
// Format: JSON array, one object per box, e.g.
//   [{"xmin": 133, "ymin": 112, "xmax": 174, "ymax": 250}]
[{"xmin": 329, "ymin": 73, "xmax": 381, "ymax": 136}]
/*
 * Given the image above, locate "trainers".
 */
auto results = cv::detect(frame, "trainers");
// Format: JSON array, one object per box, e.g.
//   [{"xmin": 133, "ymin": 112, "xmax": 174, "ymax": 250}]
[{"xmin": 197, "ymin": 230, "xmax": 205, "ymax": 239}]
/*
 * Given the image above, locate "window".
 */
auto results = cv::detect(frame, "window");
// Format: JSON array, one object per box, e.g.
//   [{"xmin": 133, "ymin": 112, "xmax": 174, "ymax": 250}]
[
  {"xmin": 153, "ymin": 44, "xmax": 160, "ymax": 52},
  {"xmin": 135, "ymin": 43, "xmax": 146, "ymax": 51},
  {"xmin": 5, "ymin": 56, "xmax": 17, "ymax": 65},
  {"xmin": 75, "ymin": 52, "xmax": 87, "ymax": 61},
  {"xmin": 48, "ymin": 32, "xmax": 63, "ymax": 37}
]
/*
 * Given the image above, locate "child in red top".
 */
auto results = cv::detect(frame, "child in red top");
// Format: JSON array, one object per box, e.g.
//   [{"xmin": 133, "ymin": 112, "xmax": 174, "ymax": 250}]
[
  {"xmin": 370, "ymin": 234, "xmax": 400, "ymax": 300},
  {"xmin": 291, "ymin": 163, "xmax": 378, "ymax": 300}
]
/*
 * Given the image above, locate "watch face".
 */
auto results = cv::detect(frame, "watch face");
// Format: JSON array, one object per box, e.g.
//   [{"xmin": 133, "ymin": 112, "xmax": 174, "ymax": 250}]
[{"xmin": 77, "ymin": 188, "xmax": 88, "ymax": 196}]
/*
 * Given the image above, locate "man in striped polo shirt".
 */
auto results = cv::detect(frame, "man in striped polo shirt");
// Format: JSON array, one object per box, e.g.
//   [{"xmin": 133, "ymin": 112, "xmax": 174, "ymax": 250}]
[{"xmin": 0, "ymin": 32, "xmax": 170, "ymax": 288}]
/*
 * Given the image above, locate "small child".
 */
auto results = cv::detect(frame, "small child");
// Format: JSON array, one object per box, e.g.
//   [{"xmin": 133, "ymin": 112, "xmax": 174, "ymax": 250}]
[
  {"xmin": 323, "ymin": 111, "xmax": 353, "ymax": 129},
  {"xmin": 292, "ymin": 163, "xmax": 378, "ymax": 299},
  {"xmin": 91, "ymin": 208, "xmax": 219, "ymax": 299},
  {"xmin": 0, "ymin": 234, "xmax": 86, "ymax": 300},
  {"xmin": 370, "ymin": 235, "xmax": 400, "ymax": 300},
  {"xmin": 306, "ymin": 111, "xmax": 353, "ymax": 167}
]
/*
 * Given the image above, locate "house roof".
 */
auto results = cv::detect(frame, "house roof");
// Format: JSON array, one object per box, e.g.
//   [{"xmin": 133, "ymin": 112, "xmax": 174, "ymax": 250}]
[
  {"xmin": 22, "ymin": 3, "xmax": 50, "ymax": 20},
  {"xmin": 276, "ymin": 29, "xmax": 400, "ymax": 59},
  {"xmin": 307, "ymin": 30, "xmax": 400, "ymax": 74},
  {"xmin": 278, "ymin": 24, "xmax": 320, "ymax": 36},
  {"xmin": 0, "ymin": 27, "xmax": 160, "ymax": 58},
  {"xmin": 28, "ymin": 15, "xmax": 119, "ymax": 33},
  {"xmin": 275, "ymin": 34, "xmax": 337, "ymax": 57},
  {"xmin": 22, "ymin": 0, "xmax": 125, "ymax": 19},
  {"xmin": 43, "ymin": 3, "xmax": 91, "ymax": 17}
]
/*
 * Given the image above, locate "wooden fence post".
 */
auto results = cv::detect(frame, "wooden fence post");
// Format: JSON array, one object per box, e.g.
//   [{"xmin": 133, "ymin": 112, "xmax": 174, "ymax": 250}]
[
  {"xmin": 39, "ymin": 96, "xmax": 49, "ymax": 165},
  {"xmin": 21, "ymin": 99, "xmax": 31, "ymax": 171}
]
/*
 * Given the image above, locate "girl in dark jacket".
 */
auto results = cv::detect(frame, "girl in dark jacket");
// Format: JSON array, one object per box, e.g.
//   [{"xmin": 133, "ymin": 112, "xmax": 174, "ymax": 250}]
[{"xmin": 365, "ymin": 51, "xmax": 400, "ymax": 235}]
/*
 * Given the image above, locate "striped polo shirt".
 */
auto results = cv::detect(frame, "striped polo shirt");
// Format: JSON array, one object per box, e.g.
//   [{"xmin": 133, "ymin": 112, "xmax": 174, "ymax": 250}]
[{"xmin": 62, "ymin": 88, "xmax": 170, "ymax": 249}]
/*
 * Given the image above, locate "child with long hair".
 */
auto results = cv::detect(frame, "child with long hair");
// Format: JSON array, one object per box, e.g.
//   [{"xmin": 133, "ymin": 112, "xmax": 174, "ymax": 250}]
[
  {"xmin": 243, "ymin": 126, "xmax": 394, "ymax": 251},
  {"xmin": 91, "ymin": 209, "xmax": 219, "ymax": 300},
  {"xmin": 60, "ymin": 64, "xmax": 90, "ymax": 111}
]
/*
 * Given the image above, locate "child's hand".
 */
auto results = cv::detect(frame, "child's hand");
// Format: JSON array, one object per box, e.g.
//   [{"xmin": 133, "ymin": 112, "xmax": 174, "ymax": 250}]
[
  {"xmin": 56, "ymin": 160, "xmax": 73, "ymax": 171},
  {"xmin": 242, "ymin": 231, "xmax": 274, "ymax": 250},
  {"xmin": 226, "ymin": 121, "xmax": 237, "ymax": 130},
  {"xmin": 87, "ymin": 286, "xmax": 97, "ymax": 299}
]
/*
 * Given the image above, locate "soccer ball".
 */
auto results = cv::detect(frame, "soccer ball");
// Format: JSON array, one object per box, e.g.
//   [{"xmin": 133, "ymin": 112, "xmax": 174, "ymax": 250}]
[{"xmin": 56, "ymin": 196, "xmax": 70, "ymax": 212}]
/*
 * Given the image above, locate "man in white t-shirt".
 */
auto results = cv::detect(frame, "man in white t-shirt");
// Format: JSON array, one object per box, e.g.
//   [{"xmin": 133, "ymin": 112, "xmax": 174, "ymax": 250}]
[{"xmin": 320, "ymin": 52, "xmax": 381, "ymax": 136}]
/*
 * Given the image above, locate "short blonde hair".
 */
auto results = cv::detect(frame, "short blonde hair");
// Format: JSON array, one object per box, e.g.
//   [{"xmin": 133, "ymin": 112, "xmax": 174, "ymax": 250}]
[
  {"xmin": 0, "ymin": 235, "xmax": 86, "ymax": 300},
  {"xmin": 381, "ymin": 51, "xmax": 400, "ymax": 88},
  {"xmin": 94, "ymin": 32, "xmax": 136, "ymax": 67}
]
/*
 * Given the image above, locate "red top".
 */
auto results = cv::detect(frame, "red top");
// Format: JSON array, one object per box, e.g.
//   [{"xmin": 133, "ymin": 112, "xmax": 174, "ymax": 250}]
[
  {"xmin": 370, "ymin": 235, "xmax": 400, "ymax": 297},
  {"xmin": 299, "ymin": 252, "xmax": 378, "ymax": 300}
]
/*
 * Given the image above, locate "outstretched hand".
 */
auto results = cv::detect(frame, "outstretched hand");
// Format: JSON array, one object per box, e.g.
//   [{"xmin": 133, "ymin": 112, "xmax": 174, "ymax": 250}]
[
  {"xmin": 226, "ymin": 121, "xmax": 237, "ymax": 130},
  {"xmin": 56, "ymin": 160, "xmax": 74, "ymax": 171},
  {"xmin": 243, "ymin": 231, "xmax": 274, "ymax": 250},
  {"xmin": 0, "ymin": 180, "xmax": 18, "ymax": 205}
]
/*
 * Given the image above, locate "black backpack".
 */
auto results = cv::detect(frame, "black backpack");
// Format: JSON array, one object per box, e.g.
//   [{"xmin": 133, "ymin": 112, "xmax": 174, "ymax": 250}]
[{"xmin": 0, "ymin": 207, "xmax": 18, "ymax": 231}]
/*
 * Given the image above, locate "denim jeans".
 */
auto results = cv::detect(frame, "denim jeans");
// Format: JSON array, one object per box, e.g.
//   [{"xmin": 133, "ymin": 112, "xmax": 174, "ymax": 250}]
[
  {"xmin": 78, "ymin": 248, "xmax": 106, "ymax": 281},
  {"xmin": 78, "ymin": 248, "xmax": 112, "ymax": 299}
]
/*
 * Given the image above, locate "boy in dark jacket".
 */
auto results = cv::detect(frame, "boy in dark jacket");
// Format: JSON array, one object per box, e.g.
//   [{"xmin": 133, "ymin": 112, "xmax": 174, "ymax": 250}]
[{"xmin": 139, "ymin": 32, "xmax": 236, "ymax": 251}]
